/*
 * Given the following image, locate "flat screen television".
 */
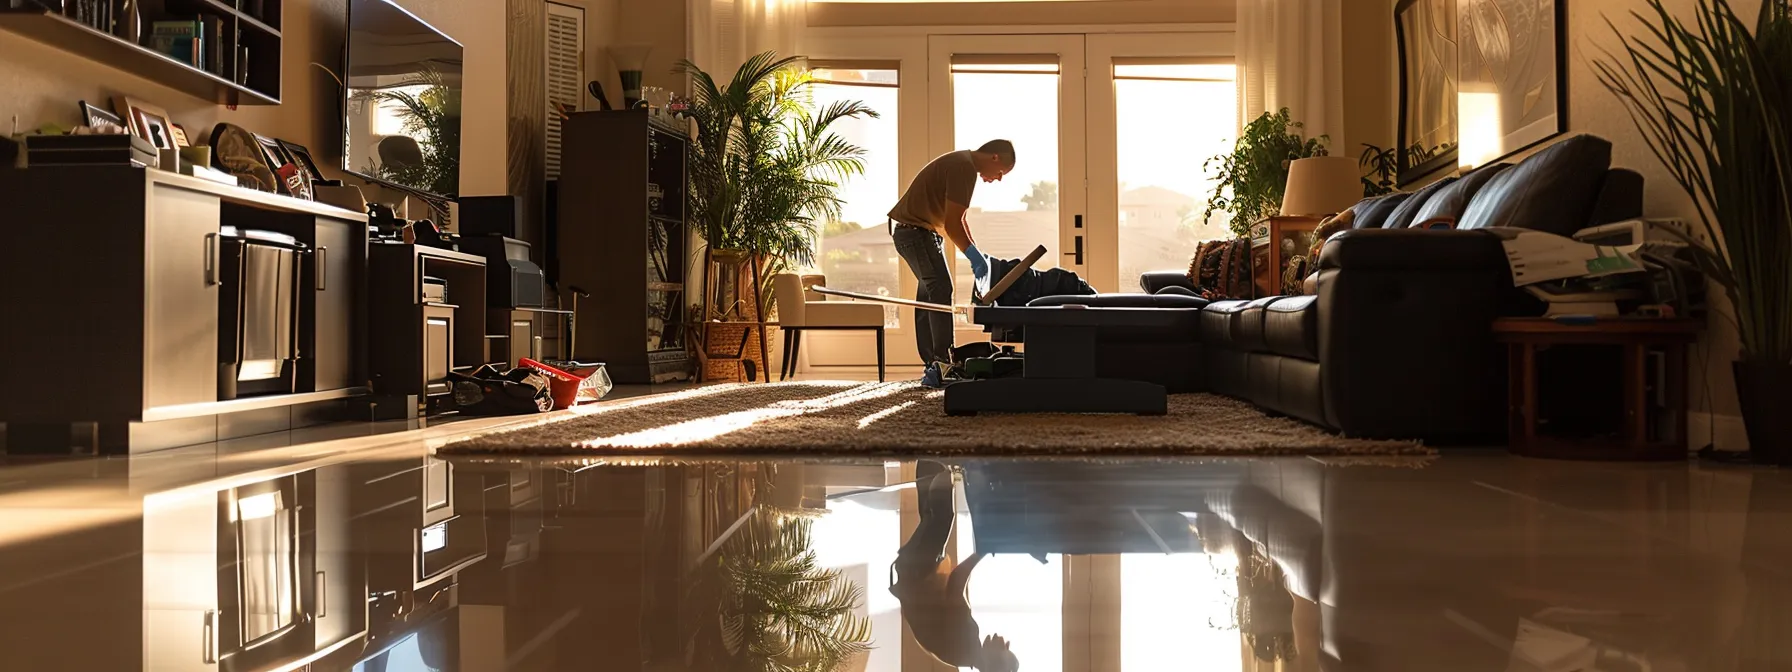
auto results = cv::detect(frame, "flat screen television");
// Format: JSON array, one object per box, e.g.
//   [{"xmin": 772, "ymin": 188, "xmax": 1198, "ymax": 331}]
[{"xmin": 343, "ymin": 0, "xmax": 463, "ymax": 203}]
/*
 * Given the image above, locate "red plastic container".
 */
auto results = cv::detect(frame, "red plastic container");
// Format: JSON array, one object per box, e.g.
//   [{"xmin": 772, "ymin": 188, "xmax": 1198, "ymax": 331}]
[{"xmin": 519, "ymin": 358, "xmax": 609, "ymax": 410}]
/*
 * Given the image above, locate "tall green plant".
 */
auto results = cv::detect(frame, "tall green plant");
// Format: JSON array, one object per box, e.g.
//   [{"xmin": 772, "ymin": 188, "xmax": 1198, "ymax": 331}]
[
  {"xmin": 1202, "ymin": 108, "xmax": 1330, "ymax": 239},
  {"xmin": 691, "ymin": 506, "xmax": 872, "ymax": 672},
  {"xmin": 360, "ymin": 68, "xmax": 460, "ymax": 200},
  {"xmin": 1593, "ymin": 0, "xmax": 1792, "ymax": 364},
  {"xmin": 681, "ymin": 52, "xmax": 877, "ymax": 270}
]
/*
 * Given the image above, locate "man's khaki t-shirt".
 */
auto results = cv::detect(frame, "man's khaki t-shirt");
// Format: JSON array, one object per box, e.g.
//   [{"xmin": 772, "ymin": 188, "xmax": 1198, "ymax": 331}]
[{"xmin": 888, "ymin": 150, "xmax": 978, "ymax": 233}]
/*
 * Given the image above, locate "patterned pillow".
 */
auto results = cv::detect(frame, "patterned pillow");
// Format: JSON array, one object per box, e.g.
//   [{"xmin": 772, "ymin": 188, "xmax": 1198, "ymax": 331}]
[{"xmin": 1185, "ymin": 238, "xmax": 1252, "ymax": 300}]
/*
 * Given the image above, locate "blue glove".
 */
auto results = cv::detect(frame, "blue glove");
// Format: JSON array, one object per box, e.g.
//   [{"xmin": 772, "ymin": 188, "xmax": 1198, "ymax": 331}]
[{"xmin": 964, "ymin": 243, "xmax": 991, "ymax": 282}]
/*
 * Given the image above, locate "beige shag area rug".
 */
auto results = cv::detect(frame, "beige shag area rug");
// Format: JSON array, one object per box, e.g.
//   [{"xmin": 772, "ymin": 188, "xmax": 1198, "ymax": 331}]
[{"xmin": 436, "ymin": 381, "xmax": 1427, "ymax": 457}]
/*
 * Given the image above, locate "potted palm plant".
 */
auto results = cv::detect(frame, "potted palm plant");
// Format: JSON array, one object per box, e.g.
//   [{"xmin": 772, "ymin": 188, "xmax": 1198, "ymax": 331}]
[
  {"xmin": 681, "ymin": 52, "xmax": 877, "ymax": 322},
  {"xmin": 1595, "ymin": 0, "xmax": 1792, "ymax": 463}
]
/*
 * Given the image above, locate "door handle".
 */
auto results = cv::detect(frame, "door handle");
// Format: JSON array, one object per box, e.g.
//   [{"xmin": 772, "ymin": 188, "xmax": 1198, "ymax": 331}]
[
  {"xmin": 203, "ymin": 233, "xmax": 218, "ymax": 286},
  {"xmin": 315, "ymin": 570, "xmax": 327, "ymax": 618},
  {"xmin": 314, "ymin": 246, "xmax": 328, "ymax": 291},
  {"xmin": 202, "ymin": 609, "xmax": 218, "ymax": 664},
  {"xmin": 1063, "ymin": 234, "xmax": 1084, "ymax": 265}
]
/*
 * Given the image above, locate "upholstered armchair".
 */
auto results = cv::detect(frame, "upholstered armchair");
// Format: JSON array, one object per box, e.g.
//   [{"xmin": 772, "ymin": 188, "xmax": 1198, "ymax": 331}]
[{"xmin": 771, "ymin": 273, "xmax": 886, "ymax": 382}]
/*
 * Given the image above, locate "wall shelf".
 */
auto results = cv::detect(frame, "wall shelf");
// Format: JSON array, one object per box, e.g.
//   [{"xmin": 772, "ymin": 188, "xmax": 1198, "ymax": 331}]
[{"xmin": 0, "ymin": 6, "xmax": 280, "ymax": 105}]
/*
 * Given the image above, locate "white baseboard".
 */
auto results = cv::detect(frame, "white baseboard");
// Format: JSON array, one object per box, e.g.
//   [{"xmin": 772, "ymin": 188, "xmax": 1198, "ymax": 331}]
[{"xmin": 1687, "ymin": 412, "xmax": 1750, "ymax": 452}]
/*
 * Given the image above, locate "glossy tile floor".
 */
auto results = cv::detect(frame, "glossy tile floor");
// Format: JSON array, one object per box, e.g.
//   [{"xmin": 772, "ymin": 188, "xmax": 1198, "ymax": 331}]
[{"xmin": 2, "ymin": 385, "xmax": 1790, "ymax": 671}]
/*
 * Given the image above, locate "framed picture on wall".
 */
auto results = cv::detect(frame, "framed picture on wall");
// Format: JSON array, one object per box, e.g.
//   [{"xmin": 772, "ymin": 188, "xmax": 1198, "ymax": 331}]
[
  {"xmin": 1395, "ymin": 0, "xmax": 1461, "ymax": 185},
  {"xmin": 1455, "ymin": 0, "xmax": 1568, "ymax": 167}
]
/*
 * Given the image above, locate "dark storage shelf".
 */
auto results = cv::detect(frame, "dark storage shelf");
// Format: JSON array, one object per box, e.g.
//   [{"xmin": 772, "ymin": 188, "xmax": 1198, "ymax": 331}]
[
  {"xmin": 194, "ymin": 0, "xmax": 279, "ymax": 36},
  {"xmin": 0, "ymin": 7, "xmax": 279, "ymax": 105}
]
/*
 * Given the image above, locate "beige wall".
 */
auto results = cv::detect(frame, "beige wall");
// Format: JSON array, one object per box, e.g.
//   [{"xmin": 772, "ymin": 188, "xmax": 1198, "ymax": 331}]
[
  {"xmin": 808, "ymin": 0, "xmax": 1232, "ymax": 27},
  {"xmin": 1341, "ymin": 0, "xmax": 1396, "ymax": 155}
]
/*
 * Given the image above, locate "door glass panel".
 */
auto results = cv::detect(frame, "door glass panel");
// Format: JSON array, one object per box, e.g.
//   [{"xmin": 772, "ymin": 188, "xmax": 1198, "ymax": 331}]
[
  {"xmin": 1114, "ymin": 62, "xmax": 1237, "ymax": 292},
  {"xmin": 812, "ymin": 65, "xmax": 903, "ymax": 329},
  {"xmin": 951, "ymin": 60, "xmax": 1061, "ymax": 323}
]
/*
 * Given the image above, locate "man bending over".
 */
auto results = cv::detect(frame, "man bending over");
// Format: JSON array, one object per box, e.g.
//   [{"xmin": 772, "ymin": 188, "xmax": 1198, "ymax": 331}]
[{"xmin": 887, "ymin": 140, "xmax": 1015, "ymax": 379}]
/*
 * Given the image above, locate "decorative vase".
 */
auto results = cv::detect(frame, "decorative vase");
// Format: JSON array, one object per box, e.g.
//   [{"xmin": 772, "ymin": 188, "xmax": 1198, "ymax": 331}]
[
  {"xmin": 1733, "ymin": 360, "xmax": 1792, "ymax": 465},
  {"xmin": 606, "ymin": 44, "xmax": 653, "ymax": 110}
]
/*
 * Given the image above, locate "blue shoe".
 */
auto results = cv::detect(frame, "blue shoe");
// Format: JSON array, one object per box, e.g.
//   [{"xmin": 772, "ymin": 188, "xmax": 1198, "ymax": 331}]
[{"xmin": 921, "ymin": 362, "xmax": 944, "ymax": 389}]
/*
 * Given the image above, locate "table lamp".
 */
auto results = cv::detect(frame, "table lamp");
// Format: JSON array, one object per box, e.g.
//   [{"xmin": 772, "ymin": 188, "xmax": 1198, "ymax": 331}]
[{"xmin": 1280, "ymin": 156, "xmax": 1363, "ymax": 217}]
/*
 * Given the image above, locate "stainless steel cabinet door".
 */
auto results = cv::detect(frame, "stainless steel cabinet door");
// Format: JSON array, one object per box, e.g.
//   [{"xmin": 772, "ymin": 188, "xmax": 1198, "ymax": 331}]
[
  {"xmin": 313, "ymin": 218, "xmax": 358, "ymax": 391},
  {"xmin": 144, "ymin": 185, "xmax": 221, "ymax": 411}
]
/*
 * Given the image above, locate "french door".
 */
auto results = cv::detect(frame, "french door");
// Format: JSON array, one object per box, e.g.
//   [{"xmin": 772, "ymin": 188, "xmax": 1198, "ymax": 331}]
[{"xmin": 804, "ymin": 30, "xmax": 1235, "ymax": 366}]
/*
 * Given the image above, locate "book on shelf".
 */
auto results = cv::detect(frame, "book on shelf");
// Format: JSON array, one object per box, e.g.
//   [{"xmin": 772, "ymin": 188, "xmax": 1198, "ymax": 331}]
[
  {"xmin": 149, "ymin": 19, "xmax": 204, "ymax": 68},
  {"xmin": 204, "ymin": 16, "xmax": 224, "ymax": 74}
]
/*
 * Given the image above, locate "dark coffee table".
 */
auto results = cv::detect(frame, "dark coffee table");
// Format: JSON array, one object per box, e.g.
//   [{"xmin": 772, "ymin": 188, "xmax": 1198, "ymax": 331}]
[{"xmin": 943, "ymin": 305, "xmax": 1202, "ymax": 416}]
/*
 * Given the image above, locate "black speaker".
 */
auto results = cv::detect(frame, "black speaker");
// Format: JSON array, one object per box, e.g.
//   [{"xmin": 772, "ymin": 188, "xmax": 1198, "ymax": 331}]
[
  {"xmin": 462, "ymin": 234, "xmax": 546, "ymax": 308},
  {"xmin": 459, "ymin": 195, "xmax": 523, "ymax": 237}
]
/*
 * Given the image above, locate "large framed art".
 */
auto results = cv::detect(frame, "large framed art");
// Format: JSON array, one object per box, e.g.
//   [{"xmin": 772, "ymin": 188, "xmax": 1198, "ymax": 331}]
[
  {"xmin": 1396, "ymin": 0, "xmax": 1567, "ymax": 185},
  {"xmin": 1456, "ymin": 0, "xmax": 1568, "ymax": 168},
  {"xmin": 1395, "ymin": 0, "xmax": 1460, "ymax": 185}
]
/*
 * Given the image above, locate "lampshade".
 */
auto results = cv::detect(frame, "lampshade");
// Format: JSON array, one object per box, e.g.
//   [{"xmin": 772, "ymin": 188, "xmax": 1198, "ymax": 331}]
[{"xmin": 1280, "ymin": 156, "xmax": 1363, "ymax": 217}]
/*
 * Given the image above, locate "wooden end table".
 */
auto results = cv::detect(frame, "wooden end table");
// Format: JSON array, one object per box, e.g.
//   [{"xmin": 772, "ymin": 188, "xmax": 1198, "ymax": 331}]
[
  {"xmin": 1494, "ymin": 318, "xmax": 1700, "ymax": 460},
  {"xmin": 1251, "ymin": 215, "xmax": 1325, "ymax": 297}
]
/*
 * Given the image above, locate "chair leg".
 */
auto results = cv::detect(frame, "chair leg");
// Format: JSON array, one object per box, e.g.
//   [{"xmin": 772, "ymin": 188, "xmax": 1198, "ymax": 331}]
[
  {"xmin": 780, "ymin": 329, "xmax": 796, "ymax": 381},
  {"xmin": 875, "ymin": 328, "xmax": 886, "ymax": 382},
  {"xmin": 790, "ymin": 330, "xmax": 804, "ymax": 379}
]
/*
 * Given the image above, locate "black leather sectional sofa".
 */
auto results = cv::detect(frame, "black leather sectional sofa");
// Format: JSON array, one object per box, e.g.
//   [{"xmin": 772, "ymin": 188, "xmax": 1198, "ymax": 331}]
[{"xmin": 1049, "ymin": 135, "xmax": 1646, "ymax": 442}]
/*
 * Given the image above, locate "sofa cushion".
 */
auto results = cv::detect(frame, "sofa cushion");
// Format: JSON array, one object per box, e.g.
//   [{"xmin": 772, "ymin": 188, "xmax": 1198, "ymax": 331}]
[
  {"xmin": 1027, "ymin": 293, "xmax": 1209, "ymax": 309},
  {"xmin": 1234, "ymin": 296, "xmax": 1284, "ymax": 351},
  {"xmin": 1263, "ymin": 295, "xmax": 1320, "ymax": 361},
  {"xmin": 1199, "ymin": 299, "xmax": 1252, "ymax": 346},
  {"xmin": 1350, "ymin": 193, "xmax": 1412, "ymax": 229},
  {"xmin": 1412, "ymin": 163, "xmax": 1512, "ymax": 226},
  {"xmin": 1457, "ymin": 134, "xmax": 1615, "ymax": 235},
  {"xmin": 1383, "ymin": 176, "xmax": 1460, "ymax": 229}
]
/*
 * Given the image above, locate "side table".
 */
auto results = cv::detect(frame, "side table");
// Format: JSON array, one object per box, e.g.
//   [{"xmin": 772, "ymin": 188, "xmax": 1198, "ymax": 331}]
[
  {"xmin": 1494, "ymin": 318, "xmax": 1700, "ymax": 460},
  {"xmin": 1251, "ymin": 215, "xmax": 1325, "ymax": 297}
]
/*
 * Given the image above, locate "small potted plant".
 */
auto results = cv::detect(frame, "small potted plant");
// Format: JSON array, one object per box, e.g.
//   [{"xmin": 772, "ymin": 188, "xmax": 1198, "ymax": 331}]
[{"xmin": 1201, "ymin": 108, "xmax": 1330, "ymax": 240}]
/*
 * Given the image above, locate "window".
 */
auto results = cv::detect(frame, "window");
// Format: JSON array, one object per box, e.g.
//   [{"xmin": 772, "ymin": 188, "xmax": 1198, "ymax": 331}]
[
  {"xmin": 812, "ymin": 63, "xmax": 902, "ymax": 328},
  {"xmin": 1113, "ymin": 61, "xmax": 1237, "ymax": 292}
]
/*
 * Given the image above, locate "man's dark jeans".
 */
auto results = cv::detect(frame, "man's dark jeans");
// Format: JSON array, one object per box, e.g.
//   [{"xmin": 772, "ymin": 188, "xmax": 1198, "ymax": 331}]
[{"xmin": 893, "ymin": 224, "xmax": 954, "ymax": 366}]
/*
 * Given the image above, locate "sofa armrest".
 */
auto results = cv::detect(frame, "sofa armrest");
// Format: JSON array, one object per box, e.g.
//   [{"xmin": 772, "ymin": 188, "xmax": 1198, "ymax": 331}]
[
  {"xmin": 1140, "ymin": 271, "xmax": 1196, "ymax": 294},
  {"xmin": 1314, "ymin": 229, "xmax": 1516, "ymax": 441}
]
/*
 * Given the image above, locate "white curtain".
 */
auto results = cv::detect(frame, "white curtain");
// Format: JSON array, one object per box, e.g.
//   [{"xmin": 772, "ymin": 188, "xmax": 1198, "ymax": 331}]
[
  {"xmin": 689, "ymin": 0, "xmax": 808, "ymax": 79},
  {"xmin": 1235, "ymin": 0, "xmax": 1347, "ymax": 147}
]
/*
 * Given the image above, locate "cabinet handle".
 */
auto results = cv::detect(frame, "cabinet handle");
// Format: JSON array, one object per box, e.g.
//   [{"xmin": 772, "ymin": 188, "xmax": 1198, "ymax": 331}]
[
  {"xmin": 315, "ymin": 246, "xmax": 328, "ymax": 291},
  {"xmin": 202, "ymin": 609, "xmax": 218, "ymax": 664},
  {"xmin": 315, "ymin": 570, "xmax": 327, "ymax": 618},
  {"xmin": 203, "ymin": 233, "xmax": 218, "ymax": 286}
]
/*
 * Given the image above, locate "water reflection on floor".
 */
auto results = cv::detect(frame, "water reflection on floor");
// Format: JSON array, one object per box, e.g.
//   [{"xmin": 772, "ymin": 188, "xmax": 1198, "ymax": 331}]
[{"xmin": 1, "ymin": 451, "xmax": 1790, "ymax": 671}]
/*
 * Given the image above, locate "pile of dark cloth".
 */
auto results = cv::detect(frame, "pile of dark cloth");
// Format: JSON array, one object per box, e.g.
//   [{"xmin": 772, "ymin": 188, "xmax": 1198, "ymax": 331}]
[{"xmin": 974, "ymin": 255, "xmax": 1096, "ymax": 306}]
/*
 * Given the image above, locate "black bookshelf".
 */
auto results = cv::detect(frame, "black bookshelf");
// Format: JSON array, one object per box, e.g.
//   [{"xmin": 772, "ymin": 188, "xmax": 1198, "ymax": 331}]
[
  {"xmin": 557, "ymin": 109, "xmax": 694, "ymax": 384},
  {"xmin": 0, "ymin": 0, "xmax": 281, "ymax": 105}
]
